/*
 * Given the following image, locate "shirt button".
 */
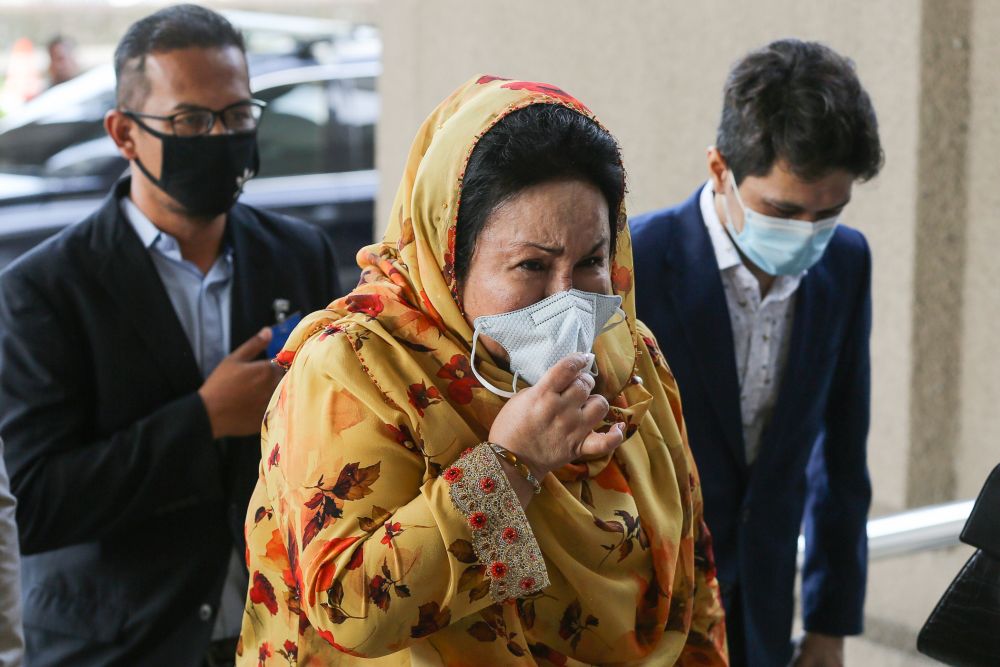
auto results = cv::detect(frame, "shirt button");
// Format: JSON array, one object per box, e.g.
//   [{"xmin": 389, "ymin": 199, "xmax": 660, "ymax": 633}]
[{"xmin": 198, "ymin": 603, "xmax": 213, "ymax": 621}]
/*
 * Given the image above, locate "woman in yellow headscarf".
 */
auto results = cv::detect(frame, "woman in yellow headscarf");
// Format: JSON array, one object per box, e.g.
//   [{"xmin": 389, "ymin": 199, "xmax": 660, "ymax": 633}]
[{"xmin": 237, "ymin": 75, "xmax": 727, "ymax": 666}]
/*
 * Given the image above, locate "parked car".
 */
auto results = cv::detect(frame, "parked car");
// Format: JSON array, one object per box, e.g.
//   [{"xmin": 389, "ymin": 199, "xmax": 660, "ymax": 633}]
[{"xmin": 0, "ymin": 13, "xmax": 379, "ymax": 291}]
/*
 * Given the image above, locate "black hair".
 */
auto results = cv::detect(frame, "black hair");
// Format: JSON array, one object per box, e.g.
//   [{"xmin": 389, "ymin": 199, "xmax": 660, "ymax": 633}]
[
  {"xmin": 717, "ymin": 38, "xmax": 883, "ymax": 184},
  {"xmin": 455, "ymin": 103, "xmax": 624, "ymax": 282},
  {"xmin": 113, "ymin": 4, "xmax": 246, "ymax": 109},
  {"xmin": 47, "ymin": 34, "xmax": 75, "ymax": 51}
]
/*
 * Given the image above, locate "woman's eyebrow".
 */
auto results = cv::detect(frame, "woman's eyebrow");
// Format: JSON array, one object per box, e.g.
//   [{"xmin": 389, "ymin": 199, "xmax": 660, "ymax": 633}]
[
  {"xmin": 514, "ymin": 241, "xmax": 563, "ymax": 255},
  {"xmin": 512, "ymin": 238, "xmax": 607, "ymax": 256}
]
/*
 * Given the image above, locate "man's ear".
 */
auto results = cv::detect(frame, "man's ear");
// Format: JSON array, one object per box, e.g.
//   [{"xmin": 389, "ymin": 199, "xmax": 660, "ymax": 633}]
[
  {"xmin": 104, "ymin": 109, "xmax": 138, "ymax": 161},
  {"xmin": 706, "ymin": 146, "xmax": 729, "ymax": 194}
]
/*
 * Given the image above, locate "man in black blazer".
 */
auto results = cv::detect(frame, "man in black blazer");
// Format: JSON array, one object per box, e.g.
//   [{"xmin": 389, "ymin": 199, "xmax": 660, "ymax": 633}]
[
  {"xmin": 0, "ymin": 6, "xmax": 340, "ymax": 665},
  {"xmin": 631, "ymin": 41, "xmax": 883, "ymax": 666}
]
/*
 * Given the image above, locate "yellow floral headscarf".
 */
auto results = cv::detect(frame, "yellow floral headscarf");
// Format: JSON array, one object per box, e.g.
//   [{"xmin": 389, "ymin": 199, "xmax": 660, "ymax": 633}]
[{"xmin": 238, "ymin": 75, "xmax": 727, "ymax": 666}]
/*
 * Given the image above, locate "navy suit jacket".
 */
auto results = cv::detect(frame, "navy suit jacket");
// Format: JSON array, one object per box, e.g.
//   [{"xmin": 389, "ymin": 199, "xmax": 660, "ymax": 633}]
[
  {"xmin": 630, "ymin": 188, "xmax": 872, "ymax": 666},
  {"xmin": 0, "ymin": 179, "xmax": 340, "ymax": 666}
]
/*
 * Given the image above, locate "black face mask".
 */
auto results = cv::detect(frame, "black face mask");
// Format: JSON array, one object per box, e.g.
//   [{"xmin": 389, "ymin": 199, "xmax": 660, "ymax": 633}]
[{"xmin": 133, "ymin": 124, "xmax": 260, "ymax": 218}]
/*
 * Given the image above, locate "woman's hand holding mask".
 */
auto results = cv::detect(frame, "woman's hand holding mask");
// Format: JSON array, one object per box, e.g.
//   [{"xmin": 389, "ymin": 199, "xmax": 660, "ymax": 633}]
[{"xmin": 487, "ymin": 352, "xmax": 626, "ymax": 505}]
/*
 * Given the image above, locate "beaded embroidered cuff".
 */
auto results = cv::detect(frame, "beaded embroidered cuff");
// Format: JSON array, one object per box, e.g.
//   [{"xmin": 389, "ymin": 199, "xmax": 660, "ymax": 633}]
[{"xmin": 444, "ymin": 443, "xmax": 549, "ymax": 602}]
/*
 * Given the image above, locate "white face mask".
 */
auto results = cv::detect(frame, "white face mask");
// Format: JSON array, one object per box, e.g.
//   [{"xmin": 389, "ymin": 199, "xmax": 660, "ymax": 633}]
[{"xmin": 470, "ymin": 289, "xmax": 625, "ymax": 398}]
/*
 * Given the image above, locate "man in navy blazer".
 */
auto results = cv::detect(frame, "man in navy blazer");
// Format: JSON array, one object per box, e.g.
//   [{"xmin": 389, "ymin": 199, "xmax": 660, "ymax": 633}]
[{"xmin": 631, "ymin": 40, "xmax": 883, "ymax": 666}]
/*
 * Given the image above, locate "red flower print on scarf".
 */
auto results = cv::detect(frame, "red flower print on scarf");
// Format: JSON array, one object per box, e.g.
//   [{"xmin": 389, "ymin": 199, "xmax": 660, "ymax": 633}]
[
  {"xmin": 249, "ymin": 571, "xmax": 279, "ymax": 615},
  {"xmin": 466, "ymin": 606, "xmax": 528, "ymax": 657},
  {"xmin": 476, "ymin": 75, "xmax": 511, "ymax": 85},
  {"xmin": 611, "ymin": 263, "xmax": 632, "ymax": 294},
  {"xmin": 345, "ymin": 293, "xmax": 384, "ymax": 319},
  {"xmin": 407, "ymin": 381, "xmax": 442, "ymax": 416},
  {"xmin": 442, "ymin": 225, "xmax": 458, "ymax": 285},
  {"xmin": 368, "ymin": 560, "xmax": 411, "ymax": 612},
  {"xmin": 274, "ymin": 349, "xmax": 295, "ymax": 369},
  {"xmin": 316, "ymin": 630, "xmax": 364, "ymax": 657},
  {"xmin": 302, "ymin": 462, "xmax": 382, "ymax": 548},
  {"xmin": 385, "ymin": 423, "xmax": 420, "ymax": 452},
  {"xmin": 558, "ymin": 599, "xmax": 600, "ymax": 651},
  {"xmin": 500, "ymin": 81, "xmax": 591, "ymax": 112},
  {"xmin": 257, "ymin": 642, "xmax": 272, "ymax": 667},
  {"xmin": 642, "ymin": 336, "xmax": 662, "ymax": 367},
  {"xmin": 277, "ymin": 640, "xmax": 297, "ymax": 662},
  {"xmin": 410, "ymin": 601, "xmax": 452, "ymax": 639},
  {"xmin": 436, "ymin": 354, "xmax": 480, "ymax": 404},
  {"xmin": 695, "ymin": 517, "xmax": 719, "ymax": 585},
  {"xmin": 267, "ymin": 443, "xmax": 280, "ymax": 470},
  {"xmin": 319, "ymin": 323, "xmax": 344, "ymax": 341},
  {"xmin": 381, "ymin": 521, "xmax": 404, "ymax": 547}
]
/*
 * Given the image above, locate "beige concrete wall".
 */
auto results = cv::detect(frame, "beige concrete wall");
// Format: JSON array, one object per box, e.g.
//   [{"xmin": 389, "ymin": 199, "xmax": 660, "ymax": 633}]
[
  {"xmin": 376, "ymin": 0, "xmax": 923, "ymax": 514},
  {"xmin": 958, "ymin": 0, "xmax": 1000, "ymax": 500}
]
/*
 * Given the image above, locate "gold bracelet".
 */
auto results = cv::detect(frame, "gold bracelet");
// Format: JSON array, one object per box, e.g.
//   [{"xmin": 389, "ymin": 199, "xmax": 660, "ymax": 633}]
[{"xmin": 487, "ymin": 442, "xmax": 542, "ymax": 494}]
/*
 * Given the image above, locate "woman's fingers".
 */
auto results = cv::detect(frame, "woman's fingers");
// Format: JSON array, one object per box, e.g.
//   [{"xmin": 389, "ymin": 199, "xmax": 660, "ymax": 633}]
[
  {"xmin": 536, "ymin": 353, "xmax": 595, "ymax": 395},
  {"xmin": 579, "ymin": 393, "xmax": 610, "ymax": 426},
  {"xmin": 560, "ymin": 370, "xmax": 595, "ymax": 405},
  {"xmin": 577, "ymin": 423, "xmax": 626, "ymax": 458}
]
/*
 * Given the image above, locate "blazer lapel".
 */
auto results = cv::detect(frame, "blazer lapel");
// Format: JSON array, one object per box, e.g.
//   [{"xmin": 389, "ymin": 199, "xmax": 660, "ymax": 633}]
[
  {"xmin": 227, "ymin": 205, "xmax": 276, "ymax": 353},
  {"xmin": 93, "ymin": 181, "xmax": 203, "ymax": 394},
  {"xmin": 665, "ymin": 202, "xmax": 747, "ymax": 469}
]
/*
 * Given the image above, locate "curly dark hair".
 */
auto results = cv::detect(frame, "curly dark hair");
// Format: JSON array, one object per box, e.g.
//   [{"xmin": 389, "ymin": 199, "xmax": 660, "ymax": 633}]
[
  {"xmin": 717, "ymin": 39, "xmax": 884, "ymax": 184},
  {"xmin": 455, "ymin": 103, "xmax": 624, "ymax": 282}
]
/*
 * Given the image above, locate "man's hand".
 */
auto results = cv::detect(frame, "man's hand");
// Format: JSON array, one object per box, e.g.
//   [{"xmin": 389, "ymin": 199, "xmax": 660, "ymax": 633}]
[
  {"xmin": 791, "ymin": 632, "xmax": 845, "ymax": 667},
  {"xmin": 198, "ymin": 327, "xmax": 284, "ymax": 438}
]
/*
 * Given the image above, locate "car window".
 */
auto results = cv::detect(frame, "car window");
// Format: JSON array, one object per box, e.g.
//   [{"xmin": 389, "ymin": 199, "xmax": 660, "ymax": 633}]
[
  {"xmin": 254, "ymin": 75, "xmax": 376, "ymax": 178},
  {"xmin": 0, "ymin": 89, "xmax": 115, "ymax": 177},
  {"xmin": 327, "ymin": 76, "xmax": 377, "ymax": 172},
  {"xmin": 255, "ymin": 81, "xmax": 330, "ymax": 178}
]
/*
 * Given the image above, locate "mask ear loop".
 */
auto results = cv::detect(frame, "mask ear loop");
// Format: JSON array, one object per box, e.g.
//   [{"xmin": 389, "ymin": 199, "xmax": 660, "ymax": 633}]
[
  {"xmin": 720, "ymin": 170, "xmax": 747, "ymax": 240},
  {"xmin": 470, "ymin": 326, "xmax": 517, "ymax": 398},
  {"xmin": 587, "ymin": 307, "xmax": 627, "ymax": 378}
]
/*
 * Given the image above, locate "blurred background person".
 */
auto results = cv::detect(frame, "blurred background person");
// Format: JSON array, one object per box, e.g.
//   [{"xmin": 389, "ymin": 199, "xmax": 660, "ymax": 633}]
[
  {"xmin": 631, "ymin": 39, "xmax": 883, "ymax": 667},
  {"xmin": 0, "ymin": 38, "xmax": 42, "ymax": 112},
  {"xmin": 0, "ymin": 437, "xmax": 24, "ymax": 667},
  {"xmin": 0, "ymin": 5, "xmax": 339, "ymax": 666},
  {"xmin": 45, "ymin": 34, "xmax": 81, "ymax": 88}
]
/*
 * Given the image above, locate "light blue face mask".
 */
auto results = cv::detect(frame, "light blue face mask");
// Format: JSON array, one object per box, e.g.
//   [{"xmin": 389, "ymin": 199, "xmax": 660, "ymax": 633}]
[{"xmin": 721, "ymin": 170, "xmax": 840, "ymax": 276}]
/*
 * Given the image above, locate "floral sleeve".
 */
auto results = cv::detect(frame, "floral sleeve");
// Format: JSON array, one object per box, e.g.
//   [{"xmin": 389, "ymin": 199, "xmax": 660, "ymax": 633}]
[
  {"xmin": 643, "ymin": 331, "xmax": 729, "ymax": 666},
  {"xmin": 246, "ymin": 327, "xmax": 547, "ymax": 659}
]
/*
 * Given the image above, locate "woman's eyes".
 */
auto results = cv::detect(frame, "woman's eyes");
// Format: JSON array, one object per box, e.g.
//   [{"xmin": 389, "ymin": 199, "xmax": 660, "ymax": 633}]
[{"xmin": 516, "ymin": 257, "xmax": 604, "ymax": 272}]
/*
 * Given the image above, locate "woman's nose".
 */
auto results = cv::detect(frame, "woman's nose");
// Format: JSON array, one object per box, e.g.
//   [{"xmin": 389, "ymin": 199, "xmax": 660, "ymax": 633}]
[{"xmin": 546, "ymin": 272, "xmax": 574, "ymax": 296}]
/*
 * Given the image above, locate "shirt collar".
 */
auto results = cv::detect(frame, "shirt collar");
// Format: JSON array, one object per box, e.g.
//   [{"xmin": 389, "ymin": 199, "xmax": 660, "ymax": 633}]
[
  {"xmin": 698, "ymin": 181, "xmax": 742, "ymax": 271},
  {"xmin": 121, "ymin": 196, "xmax": 234, "ymax": 267},
  {"xmin": 121, "ymin": 196, "xmax": 164, "ymax": 250}
]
